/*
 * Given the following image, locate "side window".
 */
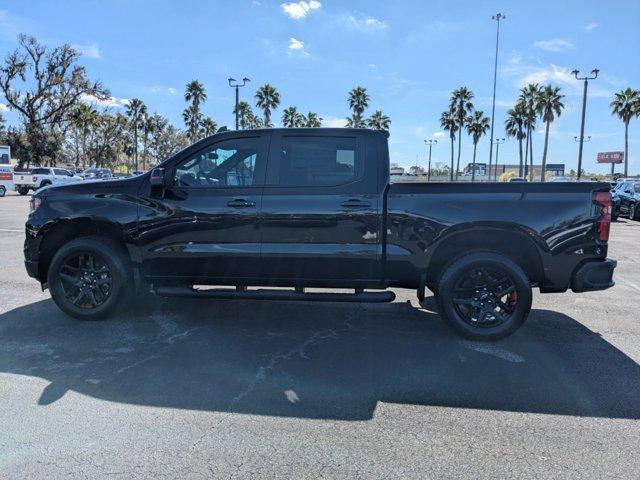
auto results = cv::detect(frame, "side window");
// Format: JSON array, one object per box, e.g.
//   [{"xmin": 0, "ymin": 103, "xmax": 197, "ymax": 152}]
[
  {"xmin": 173, "ymin": 137, "xmax": 261, "ymax": 188},
  {"xmin": 53, "ymin": 168, "xmax": 67, "ymax": 176},
  {"xmin": 31, "ymin": 168, "xmax": 48, "ymax": 175},
  {"xmin": 272, "ymin": 136, "xmax": 360, "ymax": 187},
  {"xmin": 634, "ymin": 183, "xmax": 640, "ymax": 193}
]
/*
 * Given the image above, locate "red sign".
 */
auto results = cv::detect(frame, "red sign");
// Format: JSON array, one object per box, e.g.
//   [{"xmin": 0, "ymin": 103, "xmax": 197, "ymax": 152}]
[{"xmin": 597, "ymin": 151, "xmax": 624, "ymax": 164}]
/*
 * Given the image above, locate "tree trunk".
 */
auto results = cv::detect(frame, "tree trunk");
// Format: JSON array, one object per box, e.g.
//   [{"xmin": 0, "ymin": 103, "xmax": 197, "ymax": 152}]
[
  {"xmin": 518, "ymin": 132, "xmax": 523, "ymax": 177},
  {"xmin": 624, "ymin": 120, "xmax": 629, "ymax": 178},
  {"xmin": 450, "ymin": 136, "xmax": 455, "ymax": 181},
  {"xmin": 456, "ymin": 115, "xmax": 463, "ymax": 180},
  {"xmin": 471, "ymin": 142, "xmax": 477, "ymax": 182},
  {"xmin": 133, "ymin": 127, "xmax": 138, "ymax": 172},
  {"xmin": 523, "ymin": 128, "xmax": 529, "ymax": 178},
  {"xmin": 541, "ymin": 120, "xmax": 550, "ymax": 182},
  {"xmin": 529, "ymin": 131, "xmax": 534, "ymax": 182}
]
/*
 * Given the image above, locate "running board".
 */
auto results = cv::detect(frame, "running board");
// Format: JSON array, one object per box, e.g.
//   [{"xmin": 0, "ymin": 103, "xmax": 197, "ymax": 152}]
[{"xmin": 154, "ymin": 286, "xmax": 395, "ymax": 303}]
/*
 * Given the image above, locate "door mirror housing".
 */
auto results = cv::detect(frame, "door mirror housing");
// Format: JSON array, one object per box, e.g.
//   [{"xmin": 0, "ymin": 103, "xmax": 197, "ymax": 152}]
[{"xmin": 150, "ymin": 168, "xmax": 166, "ymax": 198}]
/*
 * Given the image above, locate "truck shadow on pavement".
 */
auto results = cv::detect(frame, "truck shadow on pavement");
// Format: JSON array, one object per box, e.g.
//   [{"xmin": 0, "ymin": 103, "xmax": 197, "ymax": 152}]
[{"xmin": 1, "ymin": 296, "xmax": 639, "ymax": 421}]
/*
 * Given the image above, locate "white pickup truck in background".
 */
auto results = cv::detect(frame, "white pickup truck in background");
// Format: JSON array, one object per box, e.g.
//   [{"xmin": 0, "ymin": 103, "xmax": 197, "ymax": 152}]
[{"xmin": 14, "ymin": 167, "xmax": 83, "ymax": 195}]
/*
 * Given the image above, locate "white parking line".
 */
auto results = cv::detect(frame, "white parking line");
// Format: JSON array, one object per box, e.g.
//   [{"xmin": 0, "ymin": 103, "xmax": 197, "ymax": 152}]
[{"xmin": 0, "ymin": 228, "xmax": 23, "ymax": 232}]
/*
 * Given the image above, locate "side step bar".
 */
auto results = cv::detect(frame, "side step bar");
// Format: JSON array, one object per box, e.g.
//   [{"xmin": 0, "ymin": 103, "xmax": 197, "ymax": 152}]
[{"xmin": 154, "ymin": 286, "xmax": 396, "ymax": 303}]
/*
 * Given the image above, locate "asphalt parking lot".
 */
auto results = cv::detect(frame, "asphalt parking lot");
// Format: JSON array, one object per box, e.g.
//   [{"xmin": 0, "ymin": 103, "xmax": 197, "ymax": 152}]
[{"xmin": 1, "ymin": 191, "xmax": 639, "ymax": 479}]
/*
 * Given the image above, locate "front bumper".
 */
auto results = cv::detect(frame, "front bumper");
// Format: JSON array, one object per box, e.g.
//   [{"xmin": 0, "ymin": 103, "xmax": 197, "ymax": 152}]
[
  {"xmin": 24, "ymin": 259, "xmax": 39, "ymax": 279},
  {"xmin": 571, "ymin": 258, "xmax": 617, "ymax": 292}
]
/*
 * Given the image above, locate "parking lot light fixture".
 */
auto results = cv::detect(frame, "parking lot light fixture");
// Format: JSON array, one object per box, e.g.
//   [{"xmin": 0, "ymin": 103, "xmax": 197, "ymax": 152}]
[
  {"xmin": 424, "ymin": 139, "xmax": 437, "ymax": 182},
  {"xmin": 228, "ymin": 77, "xmax": 250, "ymax": 130},
  {"xmin": 572, "ymin": 68, "xmax": 599, "ymax": 180}
]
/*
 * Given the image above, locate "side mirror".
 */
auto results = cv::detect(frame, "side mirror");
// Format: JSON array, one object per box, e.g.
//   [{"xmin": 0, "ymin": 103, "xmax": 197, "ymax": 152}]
[
  {"xmin": 150, "ymin": 168, "xmax": 166, "ymax": 198},
  {"xmin": 150, "ymin": 168, "xmax": 165, "ymax": 186}
]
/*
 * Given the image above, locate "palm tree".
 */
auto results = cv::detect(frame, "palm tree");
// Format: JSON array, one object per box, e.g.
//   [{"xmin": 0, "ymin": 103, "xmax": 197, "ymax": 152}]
[
  {"xmin": 255, "ymin": 84, "xmax": 280, "ymax": 127},
  {"xmin": 505, "ymin": 101, "xmax": 527, "ymax": 177},
  {"xmin": 304, "ymin": 112, "xmax": 322, "ymax": 127},
  {"xmin": 519, "ymin": 83, "xmax": 541, "ymax": 181},
  {"xmin": 234, "ymin": 101, "xmax": 253, "ymax": 130},
  {"xmin": 449, "ymin": 87, "xmax": 475, "ymax": 180},
  {"xmin": 125, "ymin": 98, "xmax": 147, "ymax": 171},
  {"xmin": 246, "ymin": 112, "xmax": 263, "ymax": 130},
  {"xmin": 466, "ymin": 110, "xmax": 490, "ymax": 181},
  {"xmin": 536, "ymin": 85, "xmax": 565, "ymax": 181},
  {"xmin": 199, "ymin": 116, "xmax": 218, "ymax": 137},
  {"xmin": 70, "ymin": 103, "xmax": 98, "ymax": 168},
  {"xmin": 141, "ymin": 112, "xmax": 155, "ymax": 171},
  {"xmin": 611, "ymin": 88, "xmax": 640, "ymax": 178},
  {"xmin": 366, "ymin": 110, "xmax": 391, "ymax": 132},
  {"xmin": 345, "ymin": 114, "xmax": 366, "ymax": 128},
  {"xmin": 440, "ymin": 109, "xmax": 458, "ymax": 181},
  {"xmin": 347, "ymin": 86, "xmax": 370, "ymax": 126},
  {"xmin": 282, "ymin": 106, "xmax": 304, "ymax": 127},
  {"xmin": 182, "ymin": 106, "xmax": 202, "ymax": 144},
  {"xmin": 184, "ymin": 80, "xmax": 207, "ymax": 142}
]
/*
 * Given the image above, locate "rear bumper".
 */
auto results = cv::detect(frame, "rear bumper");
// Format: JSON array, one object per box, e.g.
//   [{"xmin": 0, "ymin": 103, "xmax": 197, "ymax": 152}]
[{"xmin": 571, "ymin": 258, "xmax": 616, "ymax": 293}]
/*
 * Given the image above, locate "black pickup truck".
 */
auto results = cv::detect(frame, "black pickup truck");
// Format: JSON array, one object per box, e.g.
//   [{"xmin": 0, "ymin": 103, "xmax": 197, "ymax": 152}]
[{"xmin": 24, "ymin": 128, "xmax": 616, "ymax": 340}]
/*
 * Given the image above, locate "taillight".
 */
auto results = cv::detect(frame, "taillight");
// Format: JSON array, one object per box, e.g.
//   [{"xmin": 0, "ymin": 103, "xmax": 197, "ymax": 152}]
[
  {"xmin": 593, "ymin": 191, "xmax": 611, "ymax": 242},
  {"xmin": 32, "ymin": 176, "xmax": 37, "ymax": 182}
]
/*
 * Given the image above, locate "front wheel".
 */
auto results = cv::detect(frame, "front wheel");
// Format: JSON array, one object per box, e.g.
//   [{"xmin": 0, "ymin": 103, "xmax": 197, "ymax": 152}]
[
  {"xmin": 435, "ymin": 252, "xmax": 532, "ymax": 341},
  {"xmin": 0, "ymin": 185, "xmax": 5, "ymax": 197},
  {"xmin": 48, "ymin": 237, "xmax": 131, "ymax": 320},
  {"xmin": 630, "ymin": 203, "xmax": 639, "ymax": 221}
]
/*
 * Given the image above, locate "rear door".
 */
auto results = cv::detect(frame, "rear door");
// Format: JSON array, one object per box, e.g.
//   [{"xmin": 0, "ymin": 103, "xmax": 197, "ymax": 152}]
[
  {"xmin": 138, "ymin": 133, "xmax": 269, "ymax": 281},
  {"xmin": 258, "ymin": 131, "xmax": 382, "ymax": 285}
]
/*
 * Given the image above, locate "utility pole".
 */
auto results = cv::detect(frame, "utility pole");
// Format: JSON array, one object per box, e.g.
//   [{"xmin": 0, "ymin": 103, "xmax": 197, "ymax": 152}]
[
  {"xmin": 228, "ymin": 77, "xmax": 250, "ymax": 130},
  {"xmin": 488, "ymin": 13, "xmax": 505, "ymax": 174},
  {"xmin": 492, "ymin": 138, "xmax": 505, "ymax": 181},
  {"xmin": 571, "ymin": 69, "xmax": 598, "ymax": 180},
  {"xmin": 425, "ymin": 139, "xmax": 437, "ymax": 182}
]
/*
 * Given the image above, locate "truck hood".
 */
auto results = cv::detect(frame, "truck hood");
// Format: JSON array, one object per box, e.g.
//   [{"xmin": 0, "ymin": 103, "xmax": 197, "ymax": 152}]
[{"xmin": 34, "ymin": 175, "xmax": 145, "ymax": 198}]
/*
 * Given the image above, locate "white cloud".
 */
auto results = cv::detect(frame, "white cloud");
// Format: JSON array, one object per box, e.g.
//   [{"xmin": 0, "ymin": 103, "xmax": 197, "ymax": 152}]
[
  {"xmin": 322, "ymin": 116, "xmax": 347, "ymax": 128},
  {"xmin": 287, "ymin": 37, "xmax": 309, "ymax": 56},
  {"xmin": 281, "ymin": 1, "xmax": 321, "ymax": 20},
  {"xmin": 80, "ymin": 94, "xmax": 130, "ymax": 108},
  {"xmin": 341, "ymin": 14, "xmax": 388, "ymax": 31},
  {"xmin": 0, "ymin": 103, "xmax": 9, "ymax": 112},
  {"xmin": 72, "ymin": 42, "xmax": 101, "ymax": 59},
  {"xmin": 585, "ymin": 22, "xmax": 598, "ymax": 31},
  {"xmin": 533, "ymin": 38, "xmax": 574, "ymax": 52},
  {"xmin": 433, "ymin": 131, "xmax": 446, "ymax": 139},
  {"xmin": 151, "ymin": 86, "xmax": 177, "ymax": 95}
]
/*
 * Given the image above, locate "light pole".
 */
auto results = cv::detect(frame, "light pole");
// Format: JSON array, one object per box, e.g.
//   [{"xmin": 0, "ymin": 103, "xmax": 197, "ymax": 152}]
[
  {"xmin": 488, "ymin": 13, "xmax": 505, "ymax": 174},
  {"xmin": 492, "ymin": 138, "xmax": 505, "ymax": 181},
  {"xmin": 425, "ymin": 139, "xmax": 437, "ymax": 182},
  {"xmin": 228, "ymin": 77, "xmax": 250, "ymax": 130},
  {"xmin": 572, "ymin": 68, "xmax": 598, "ymax": 180}
]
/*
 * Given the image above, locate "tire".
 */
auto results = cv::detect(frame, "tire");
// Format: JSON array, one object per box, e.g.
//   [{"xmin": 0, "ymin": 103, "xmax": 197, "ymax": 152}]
[
  {"xmin": 47, "ymin": 237, "xmax": 132, "ymax": 320},
  {"xmin": 0, "ymin": 185, "xmax": 5, "ymax": 197},
  {"xmin": 435, "ymin": 252, "xmax": 532, "ymax": 341},
  {"xmin": 39, "ymin": 180, "xmax": 51, "ymax": 189},
  {"xmin": 630, "ymin": 203, "xmax": 639, "ymax": 221},
  {"xmin": 18, "ymin": 186, "xmax": 29, "ymax": 195}
]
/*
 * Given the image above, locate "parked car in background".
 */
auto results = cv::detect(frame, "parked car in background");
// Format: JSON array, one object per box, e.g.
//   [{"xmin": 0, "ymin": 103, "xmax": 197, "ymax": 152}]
[
  {"xmin": 0, "ymin": 165, "xmax": 14, "ymax": 197},
  {"xmin": 507, "ymin": 177, "xmax": 528, "ymax": 182},
  {"xmin": 615, "ymin": 179, "xmax": 640, "ymax": 220},
  {"xmin": 25, "ymin": 128, "xmax": 616, "ymax": 341},
  {"xmin": 611, "ymin": 190, "xmax": 621, "ymax": 221},
  {"xmin": 81, "ymin": 168, "xmax": 113, "ymax": 180},
  {"xmin": 14, "ymin": 167, "xmax": 83, "ymax": 195}
]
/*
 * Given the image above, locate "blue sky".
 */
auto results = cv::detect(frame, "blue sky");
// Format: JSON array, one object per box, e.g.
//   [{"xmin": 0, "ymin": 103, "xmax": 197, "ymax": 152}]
[{"xmin": 1, "ymin": 0, "xmax": 639, "ymax": 174}]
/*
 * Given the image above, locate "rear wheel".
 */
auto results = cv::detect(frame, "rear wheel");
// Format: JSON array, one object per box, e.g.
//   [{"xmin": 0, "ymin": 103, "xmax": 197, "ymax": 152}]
[
  {"xmin": 39, "ymin": 180, "xmax": 51, "ymax": 189},
  {"xmin": 18, "ymin": 186, "xmax": 29, "ymax": 195},
  {"xmin": 435, "ymin": 252, "xmax": 532, "ymax": 340},
  {"xmin": 48, "ymin": 237, "xmax": 131, "ymax": 320}
]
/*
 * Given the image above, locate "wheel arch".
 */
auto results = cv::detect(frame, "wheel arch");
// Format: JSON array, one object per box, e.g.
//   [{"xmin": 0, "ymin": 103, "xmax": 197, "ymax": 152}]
[
  {"xmin": 38, "ymin": 217, "xmax": 132, "ymax": 280},
  {"xmin": 426, "ymin": 227, "xmax": 545, "ymax": 286}
]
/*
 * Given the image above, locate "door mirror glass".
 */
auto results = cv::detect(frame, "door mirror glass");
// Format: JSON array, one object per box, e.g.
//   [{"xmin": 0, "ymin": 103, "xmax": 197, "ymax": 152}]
[{"xmin": 150, "ymin": 168, "xmax": 165, "ymax": 186}]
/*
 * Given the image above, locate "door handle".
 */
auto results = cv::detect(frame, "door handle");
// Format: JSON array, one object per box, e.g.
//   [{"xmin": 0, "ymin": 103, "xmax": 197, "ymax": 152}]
[
  {"xmin": 341, "ymin": 198, "xmax": 371, "ymax": 208},
  {"xmin": 227, "ymin": 198, "xmax": 256, "ymax": 208}
]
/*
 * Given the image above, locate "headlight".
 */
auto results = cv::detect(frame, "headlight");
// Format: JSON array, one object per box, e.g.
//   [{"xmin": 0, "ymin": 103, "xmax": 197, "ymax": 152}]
[{"xmin": 29, "ymin": 196, "xmax": 42, "ymax": 213}]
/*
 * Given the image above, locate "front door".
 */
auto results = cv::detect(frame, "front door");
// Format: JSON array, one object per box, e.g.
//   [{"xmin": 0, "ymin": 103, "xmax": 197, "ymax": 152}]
[
  {"xmin": 258, "ymin": 132, "xmax": 382, "ymax": 285},
  {"xmin": 138, "ymin": 134, "xmax": 268, "ymax": 282}
]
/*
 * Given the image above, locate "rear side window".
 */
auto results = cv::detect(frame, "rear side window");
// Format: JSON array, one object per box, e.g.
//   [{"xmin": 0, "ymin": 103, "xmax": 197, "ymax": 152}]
[
  {"xmin": 271, "ymin": 136, "xmax": 360, "ymax": 187},
  {"xmin": 31, "ymin": 168, "xmax": 49, "ymax": 175},
  {"xmin": 53, "ymin": 168, "xmax": 68, "ymax": 176}
]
